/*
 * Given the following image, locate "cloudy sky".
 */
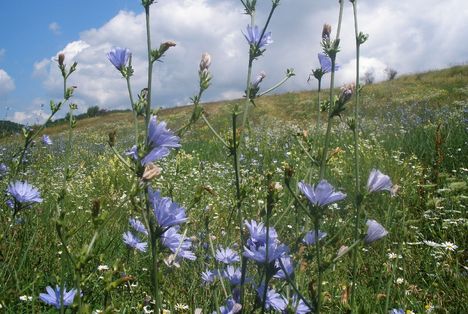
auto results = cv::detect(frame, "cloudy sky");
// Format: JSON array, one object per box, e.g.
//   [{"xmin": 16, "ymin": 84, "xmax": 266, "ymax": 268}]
[{"xmin": 0, "ymin": 0, "xmax": 467, "ymax": 124}]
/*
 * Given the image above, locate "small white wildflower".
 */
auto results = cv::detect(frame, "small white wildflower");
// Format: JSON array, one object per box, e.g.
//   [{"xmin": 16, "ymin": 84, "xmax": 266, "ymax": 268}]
[
  {"xmin": 175, "ymin": 303, "xmax": 189, "ymax": 310},
  {"xmin": 423, "ymin": 240, "xmax": 441, "ymax": 248},
  {"xmin": 97, "ymin": 265, "xmax": 109, "ymax": 271},
  {"xmin": 19, "ymin": 295, "xmax": 32, "ymax": 302},
  {"xmin": 395, "ymin": 277, "xmax": 405, "ymax": 285},
  {"xmin": 143, "ymin": 305, "xmax": 154, "ymax": 313},
  {"xmin": 388, "ymin": 252, "xmax": 398, "ymax": 260},
  {"xmin": 441, "ymin": 241, "xmax": 458, "ymax": 251}
]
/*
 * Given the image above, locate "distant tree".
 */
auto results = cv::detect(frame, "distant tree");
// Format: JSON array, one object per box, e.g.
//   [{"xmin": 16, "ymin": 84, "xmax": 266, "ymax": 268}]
[
  {"xmin": 362, "ymin": 68, "xmax": 375, "ymax": 85},
  {"xmin": 385, "ymin": 67, "xmax": 398, "ymax": 80},
  {"xmin": 87, "ymin": 105, "xmax": 100, "ymax": 117}
]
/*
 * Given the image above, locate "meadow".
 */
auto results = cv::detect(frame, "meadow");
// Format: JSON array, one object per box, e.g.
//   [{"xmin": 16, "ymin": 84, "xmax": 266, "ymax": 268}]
[{"xmin": 1, "ymin": 0, "xmax": 467, "ymax": 313}]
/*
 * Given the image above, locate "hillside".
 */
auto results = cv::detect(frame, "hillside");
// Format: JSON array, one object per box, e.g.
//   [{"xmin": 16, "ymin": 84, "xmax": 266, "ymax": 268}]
[{"xmin": 2, "ymin": 65, "xmax": 467, "ymax": 138}]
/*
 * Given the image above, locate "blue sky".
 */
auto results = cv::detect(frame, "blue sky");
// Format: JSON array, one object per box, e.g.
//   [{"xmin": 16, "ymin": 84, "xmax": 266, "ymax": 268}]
[{"xmin": 1, "ymin": 0, "xmax": 467, "ymax": 124}]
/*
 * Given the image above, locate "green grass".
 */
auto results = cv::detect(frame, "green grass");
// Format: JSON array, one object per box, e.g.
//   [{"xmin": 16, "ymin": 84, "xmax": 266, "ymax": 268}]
[{"xmin": 0, "ymin": 66, "xmax": 467, "ymax": 313}]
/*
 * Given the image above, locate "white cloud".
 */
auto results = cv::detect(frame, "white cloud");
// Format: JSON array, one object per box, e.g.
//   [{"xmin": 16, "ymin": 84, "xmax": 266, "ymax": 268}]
[
  {"xmin": 11, "ymin": 109, "xmax": 49, "ymax": 125},
  {"xmin": 33, "ymin": 0, "xmax": 468, "ymax": 113},
  {"xmin": 49, "ymin": 22, "xmax": 61, "ymax": 35},
  {"xmin": 0, "ymin": 69, "xmax": 15, "ymax": 96}
]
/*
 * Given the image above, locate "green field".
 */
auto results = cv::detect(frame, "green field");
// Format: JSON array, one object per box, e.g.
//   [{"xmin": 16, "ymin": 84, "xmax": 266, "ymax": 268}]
[{"xmin": 0, "ymin": 65, "xmax": 467, "ymax": 313}]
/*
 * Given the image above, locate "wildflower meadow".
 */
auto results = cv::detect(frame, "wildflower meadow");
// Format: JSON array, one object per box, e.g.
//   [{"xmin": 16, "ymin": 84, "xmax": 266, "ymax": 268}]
[{"xmin": 0, "ymin": 0, "xmax": 467, "ymax": 313}]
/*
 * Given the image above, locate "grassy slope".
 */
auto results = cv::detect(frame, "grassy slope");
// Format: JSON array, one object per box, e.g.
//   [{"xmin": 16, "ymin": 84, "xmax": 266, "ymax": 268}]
[{"xmin": 23, "ymin": 64, "xmax": 467, "ymax": 137}]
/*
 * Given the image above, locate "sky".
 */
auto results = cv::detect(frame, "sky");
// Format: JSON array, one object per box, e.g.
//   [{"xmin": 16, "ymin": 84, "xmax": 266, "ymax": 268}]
[{"xmin": 0, "ymin": 0, "xmax": 467, "ymax": 124}]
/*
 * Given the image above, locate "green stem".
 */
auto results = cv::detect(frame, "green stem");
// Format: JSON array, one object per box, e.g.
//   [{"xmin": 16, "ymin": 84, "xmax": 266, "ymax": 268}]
[
  {"xmin": 144, "ymin": 4, "xmax": 154, "ymax": 143},
  {"xmin": 126, "ymin": 75, "xmax": 139, "ymax": 146},
  {"xmin": 350, "ymin": 1, "xmax": 362, "ymax": 310},
  {"xmin": 150, "ymin": 221, "xmax": 161, "ymax": 312},
  {"xmin": 314, "ymin": 213, "xmax": 323, "ymax": 313},
  {"xmin": 201, "ymin": 113, "xmax": 229, "ymax": 148},
  {"xmin": 316, "ymin": 79, "xmax": 322, "ymax": 130},
  {"xmin": 257, "ymin": 74, "xmax": 294, "ymax": 97}
]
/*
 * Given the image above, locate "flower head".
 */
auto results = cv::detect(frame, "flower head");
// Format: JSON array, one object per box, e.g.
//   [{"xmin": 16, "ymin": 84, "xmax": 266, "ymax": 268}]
[
  {"xmin": 223, "ymin": 265, "xmax": 242, "ymax": 286},
  {"xmin": 39, "ymin": 285, "xmax": 77, "ymax": 309},
  {"xmin": 149, "ymin": 187, "xmax": 187, "ymax": 228},
  {"xmin": 298, "ymin": 180, "xmax": 346, "ymax": 207},
  {"xmin": 215, "ymin": 247, "xmax": 240, "ymax": 264},
  {"xmin": 273, "ymin": 255, "xmax": 294, "ymax": 280},
  {"xmin": 122, "ymin": 231, "xmax": 147, "ymax": 252},
  {"xmin": 303, "ymin": 230, "xmax": 327, "ymax": 245},
  {"xmin": 441, "ymin": 241, "xmax": 458, "ymax": 251},
  {"xmin": 292, "ymin": 294, "xmax": 313, "ymax": 314},
  {"xmin": 251, "ymin": 71, "xmax": 266, "ymax": 89},
  {"xmin": 389, "ymin": 309, "xmax": 404, "ymax": 314},
  {"xmin": 215, "ymin": 297, "xmax": 242, "ymax": 314},
  {"xmin": 107, "ymin": 47, "xmax": 130, "ymax": 71},
  {"xmin": 318, "ymin": 53, "xmax": 340, "ymax": 74},
  {"xmin": 161, "ymin": 226, "xmax": 196, "ymax": 260},
  {"xmin": 244, "ymin": 220, "xmax": 278, "ymax": 247},
  {"xmin": 201, "ymin": 269, "xmax": 217, "ymax": 284},
  {"xmin": 367, "ymin": 169, "xmax": 394, "ymax": 195},
  {"xmin": 243, "ymin": 241, "xmax": 288, "ymax": 264},
  {"xmin": 42, "ymin": 134, "xmax": 53, "ymax": 145},
  {"xmin": 7, "ymin": 181, "xmax": 43, "ymax": 204},
  {"xmin": 243, "ymin": 25, "xmax": 273, "ymax": 48},
  {"xmin": 141, "ymin": 116, "xmax": 180, "ymax": 165},
  {"xmin": 256, "ymin": 285, "xmax": 287, "ymax": 311},
  {"xmin": 199, "ymin": 52, "xmax": 211, "ymax": 72},
  {"xmin": 338, "ymin": 83, "xmax": 355, "ymax": 104},
  {"xmin": 364, "ymin": 219, "xmax": 388, "ymax": 245},
  {"xmin": 322, "ymin": 24, "xmax": 332, "ymax": 40},
  {"xmin": 129, "ymin": 218, "xmax": 148, "ymax": 236}
]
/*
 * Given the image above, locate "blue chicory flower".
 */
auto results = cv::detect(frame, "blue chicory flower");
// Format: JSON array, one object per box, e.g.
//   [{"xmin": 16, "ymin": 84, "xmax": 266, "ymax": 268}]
[
  {"xmin": 149, "ymin": 187, "xmax": 187, "ymax": 228},
  {"xmin": 223, "ymin": 265, "xmax": 243, "ymax": 286},
  {"xmin": 256, "ymin": 285, "xmax": 287, "ymax": 311},
  {"xmin": 303, "ymin": 230, "xmax": 328, "ymax": 245},
  {"xmin": 318, "ymin": 53, "xmax": 340, "ymax": 73},
  {"xmin": 122, "ymin": 231, "xmax": 147, "ymax": 252},
  {"xmin": 141, "ymin": 116, "xmax": 181, "ymax": 165},
  {"xmin": 41, "ymin": 134, "xmax": 52, "ymax": 145},
  {"xmin": 298, "ymin": 180, "xmax": 346, "ymax": 207},
  {"xmin": 107, "ymin": 47, "xmax": 130, "ymax": 71},
  {"xmin": 388, "ymin": 309, "xmax": 404, "ymax": 314},
  {"xmin": 7, "ymin": 181, "xmax": 43, "ymax": 204},
  {"xmin": 244, "ymin": 220, "xmax": 278, "ymax": 247},
  {"xmin": 214, "ymin": 297, "xmax": 242, "ymax": 314},
  {"xmin": 161, "ymin": 226, "xmax": 196, "ymax": 260},
  {"xmin": 243, "ymin": 241, "xmax": 288, "ymax": 264},
  {"xmin": 201, "ymin": 269, "xmax": 217, "ymax": 284},
  {"xmin": 273, "ymin": 255, "xmax": 294, "ymax": 280},
  {"xmin": 367, "ymin": 169, "xmax": 394, "ymax": 195},
  {"xmin": 129, "ymin": 218, "xmax": 148, "ymax": 236},
  {"xmin": 39, "ymin": 285, "xmax": 77, "ymax": 309},
  {"xmin": 291, "ymin": 294, "xmax": 313, "ymax": 314},
  {"xmin": 364, "ymin": 219, "xmax": 388, "ymax": 244},
  {"xmin": 215, "ymin": 247, "xmax": 240, "ymax": 264},
  {"xmin": 243, "ymin": 25, "xmax": 273, "ymax": 48}
]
